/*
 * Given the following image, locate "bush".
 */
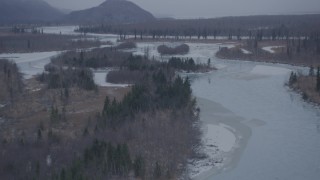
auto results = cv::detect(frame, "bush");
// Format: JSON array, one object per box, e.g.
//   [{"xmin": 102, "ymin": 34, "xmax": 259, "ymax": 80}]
[
  {"xmin": 157, "ymin": 44, "xmax": 189, "ymax": 55},
  {"xmin": 107, "ymin": 70, "xmax": 145, "ymax": 84},
  {"xmin": 37, "ymin": 67, "xmax": 97, "ymax": 91}
]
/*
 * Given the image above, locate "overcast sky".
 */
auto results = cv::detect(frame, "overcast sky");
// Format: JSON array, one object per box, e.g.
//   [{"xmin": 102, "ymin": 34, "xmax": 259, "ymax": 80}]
[{"xmin": 44, "ymin": 0, "xmax": 320, "ymax": 18}]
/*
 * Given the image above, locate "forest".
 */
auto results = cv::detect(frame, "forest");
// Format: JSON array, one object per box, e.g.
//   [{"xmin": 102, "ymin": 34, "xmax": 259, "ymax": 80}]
[
  {"xmin": 0, "ymin": 59, "xmax": 23, "ymax": 104},
  {"xmin": 0, "ymin": 47, "xmax": 203, "ymax": 179}
]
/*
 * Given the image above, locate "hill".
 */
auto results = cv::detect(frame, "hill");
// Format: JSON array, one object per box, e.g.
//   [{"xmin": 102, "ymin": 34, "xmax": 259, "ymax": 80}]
[
  {"xmin": 64, "ymin": 0, "xmax": 155, "ymax": 24},
  {"xmin": 0, "ymin": 0, "xmax": 63, "ymax": 24}
]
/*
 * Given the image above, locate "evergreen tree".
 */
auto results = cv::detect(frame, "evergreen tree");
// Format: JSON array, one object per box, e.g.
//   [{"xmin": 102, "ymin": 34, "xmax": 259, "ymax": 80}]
[
  {"xmin": 317, "ymin": 67, "xmax": 320, "ymax": 91},
  {"xmin": 37, "ymin": 129, "xmax": 42, "ymax": 141},
  {"xmin": 289, "ymin": 72, "xmax": 297, "ymax": 85},
  {"xmin": 60, "ymin": 168, "xmax": 66, "ymax": 180},
  {"xmin": 102, "ymin": 96, "xmax": 110, "ymax": 116},
  {"xmin": 309, "ymin": 66, "xmax": 314, "ymax": 76},
  {"xmin": 133, "ymin": 155, "xmax": 145, "ymax": 178},
  {"xmin": 153, "ymin": 162, "xmax": 162, "ymax": 179}
]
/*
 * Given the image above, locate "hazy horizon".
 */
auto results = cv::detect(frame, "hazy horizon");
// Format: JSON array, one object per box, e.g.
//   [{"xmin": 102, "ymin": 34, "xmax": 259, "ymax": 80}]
[{"xmin": 44, "ymin": 0, "xmax": 320, "ymax": 19}]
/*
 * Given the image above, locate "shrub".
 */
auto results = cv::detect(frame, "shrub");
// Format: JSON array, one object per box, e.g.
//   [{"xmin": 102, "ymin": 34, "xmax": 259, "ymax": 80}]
[{"xmin": 157, "ymin": 44, "xmax": 189, "ymax": 55}]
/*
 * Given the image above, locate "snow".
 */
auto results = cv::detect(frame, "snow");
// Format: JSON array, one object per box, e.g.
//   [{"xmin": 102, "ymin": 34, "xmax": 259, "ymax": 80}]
[
  {"xmin": 262, "ymin": 46, "xmax": 284, "ymax": 53},
  {"xmin": 205, "ymin": 124, "xmax": 236, "ymax": 152},
  {"xmin": 93, "ymin": 71, "xmax": 130, "ymax": 87},
  {"xmin": 40, "ymin": 26, "xmax": 119, "ymax": 44},
  {"xmin": 188, "ymin": 123, "xmax": 237, "ymax": 179},
  {"xmin": 214, "ymin": 64, "xmax": 227, "ymax": 69},
  {"xmin": 40, "ymin": 26, "xmax": 79, "ymax": 35},
  {"xmin": 250, "ymin": 65, "xmax": 291, "ymax": 76},
  {"xmin": 0, "ymin": 51, "xmax": 60, "ymax": 64},
  {"xmin": 241, "ymin": 48, "xmax": 252, "ymax": 54},
  {"xmin": 0, "ymin": 51, "xmax": 61, "ymax": 79}
]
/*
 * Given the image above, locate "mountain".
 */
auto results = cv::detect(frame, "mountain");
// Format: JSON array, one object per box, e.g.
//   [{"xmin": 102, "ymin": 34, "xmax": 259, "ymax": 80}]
[
  {"xmin": 0, "ymin": 0, "xmax": 63, "ymax": 24},
  {"xmin": 64, "ymin": 0, "xmax": 155, "ymax": 24}
]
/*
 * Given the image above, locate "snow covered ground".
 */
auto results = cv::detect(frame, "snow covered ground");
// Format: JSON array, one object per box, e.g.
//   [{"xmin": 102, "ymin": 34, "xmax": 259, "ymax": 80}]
[
  {"xmin": 241, "ymin": 48, "xmax": 252, "ymax": 54},
  {"xmin": 0, "ymin": 51, "xmax": 61, "ymax": 79},
  {"xmin": 262, "ymin": 46, "xmax": 284, "ymax": 53},
  {"xmin": 93, "ymin": 70, "xmax": 130, "ymax": 87},
  {"xmin": 41, "ymin": 26, "xmax": 119, "ymax": 44},
  {"xmin": 189, "ymin": 122, "xmax": 239, "ymax": 179}
]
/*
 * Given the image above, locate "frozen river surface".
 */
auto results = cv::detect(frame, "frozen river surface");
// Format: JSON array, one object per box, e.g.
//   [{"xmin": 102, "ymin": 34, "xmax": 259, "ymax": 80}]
[{"xmin": 190, "ymin": 57, "xmax": 320, "ymax": 180}]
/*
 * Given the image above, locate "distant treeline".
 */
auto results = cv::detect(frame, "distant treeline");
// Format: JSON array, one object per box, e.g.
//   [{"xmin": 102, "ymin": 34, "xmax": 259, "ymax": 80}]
[
  {"xmin": 0, "ymin": 30, "xmax": 102, "ymax": 53},
  {"xmin": 77, "ymin": 14, "xmax": 320, "ymax": 40}
]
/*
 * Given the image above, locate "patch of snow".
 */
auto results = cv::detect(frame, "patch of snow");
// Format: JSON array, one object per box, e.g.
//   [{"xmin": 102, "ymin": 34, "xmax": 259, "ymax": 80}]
[
  {"xmin": 40, "ymin": 26, "xmax": 79, "ymax": 35},
  {"xmin": 93, "ymin": 71, "xmax": 130, "ymax": 87},
  {"xmin": 251, "ymin": 65, "xmax": 291, "ymax": 76},
  {"xmin": 40, "ymin": 26, "xmax": 119, "ymax": 44},
  {"xmin": 0, "ymin": 51, "xmax": 61, "ymax": 79},
  {"xmin": 31, "ymin": 88, "xmax": 41, "ymax": 92},
  {"xmin": 46, "ymin": 155, "xmax": 52, "ymax": 167},
  {"xmin": 215, "ymin": 64, "xmax": 227, "ymax": 70},
  {"xmin": 206, "ymin": 124, "xmax": 236, "ymax": 152},
  {"xmin": 262, "ymin": 46, "xmax": 284, "ymax": 53},
  {"xmin": 188, "ymin": 123, "xmax": 237, "ymax": 179},
  {"xmin": 0, "ymin": 51, "xmax": 60, "ymax": 64},
  {"xmin": 241, "ymin": 48, "xmax": 252, "ymax": 54}
]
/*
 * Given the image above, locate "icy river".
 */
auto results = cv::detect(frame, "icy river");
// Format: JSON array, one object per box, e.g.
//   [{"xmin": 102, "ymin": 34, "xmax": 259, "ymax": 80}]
[{"xmin": 1, "ymin": 26, "xmax": 320, "ymax": 180}]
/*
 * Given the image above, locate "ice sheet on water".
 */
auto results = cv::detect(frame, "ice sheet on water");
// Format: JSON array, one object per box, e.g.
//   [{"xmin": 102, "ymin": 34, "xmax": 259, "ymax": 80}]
[{"xmin": 250, "ymin": 65, "xmax": 292, "ymax": 76}]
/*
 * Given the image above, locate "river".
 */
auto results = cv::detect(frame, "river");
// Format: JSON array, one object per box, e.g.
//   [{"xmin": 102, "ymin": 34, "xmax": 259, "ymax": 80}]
[{"xmin": 190, "ymin": 56, "xmax": 320, "ymax": 179}]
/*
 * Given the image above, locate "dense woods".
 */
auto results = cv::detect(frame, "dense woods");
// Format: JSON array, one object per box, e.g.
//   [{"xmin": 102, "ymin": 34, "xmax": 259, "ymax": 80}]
[
  {"xmin": 0, "ymin": 29, "xmax": 102, "ymax": 53},
  {"xmin": 0, "ymin": 59, "xmax": 23, "ymax": 103},
  {"xmin": 51, "ymin": 48, "xmax": 131, "ymax": 68},
  {"xmin": 37, "ymin": 66, "xmax": 97, "ymax": 91},
  {"xmin": 0, "ymin": 46, "xmax": 202, "ymax": 179}
]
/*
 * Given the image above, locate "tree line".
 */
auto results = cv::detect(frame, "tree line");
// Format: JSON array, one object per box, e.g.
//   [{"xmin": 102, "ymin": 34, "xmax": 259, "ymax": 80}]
[
  {"xmin": 77, "ymin": 14, "xmax": 320, "ymax": 40},
  {"xmin": 0, "ymin": 59, "xmax": 23, "ymax": 104},
  {"xmin": 37, "ymin": 65, "xmax": 97, "ymax": 91}
]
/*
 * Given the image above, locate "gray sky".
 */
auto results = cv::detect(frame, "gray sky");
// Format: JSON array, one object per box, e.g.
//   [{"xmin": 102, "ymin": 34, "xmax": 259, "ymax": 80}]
[{"xmin": 44, "ymin": 0, "xmax": 320, "ymax": 18}]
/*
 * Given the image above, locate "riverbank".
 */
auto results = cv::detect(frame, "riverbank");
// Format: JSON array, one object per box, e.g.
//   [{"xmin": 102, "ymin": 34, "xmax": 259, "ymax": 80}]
[
  {"xmin": 289, "ymin": 75, "xmax": 320, "ymax": 105},
  {"xmin": 216, "ymin": 42, "xmax": 320, "ymax": 67},
  {"xmin": 189, "ymin": 97, "xmax": 251, "ymax": 180}
]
